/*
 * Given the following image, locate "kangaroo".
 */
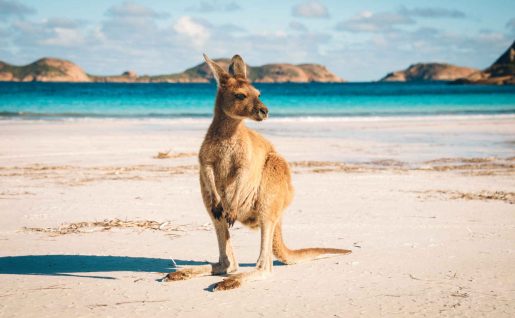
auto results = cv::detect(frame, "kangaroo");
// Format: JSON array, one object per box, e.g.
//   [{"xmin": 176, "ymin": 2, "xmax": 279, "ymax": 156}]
[{"xmin": 164, "ymin": 54, "xmax": 351, "ymax": 291}]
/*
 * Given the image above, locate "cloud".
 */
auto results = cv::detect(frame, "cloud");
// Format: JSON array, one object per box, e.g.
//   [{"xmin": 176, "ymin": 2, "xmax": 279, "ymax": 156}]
[
  {"xmin": 216, "ymin": 23, "xmax": 246, "ymax": 33},
  {"xmin": 398, "ymin": 6, "xmax": 466, "ymax": 19},
  {"xmin": 224, "ymin": 31, "xmax": 331, "ymax": 65},
  {"xmin": 0, "ymin": 26, "xmax": 11, "ymax": 55},
  {"xmin": 173, "ymin": 16, "xmax": 210, "ymax": 48},
  {"xmin": 100, "ymin": 2, "xmax": 169, "ymax": 42},
  {"xmin": 336, "ymin": 7, "xmax": 467, "ymax": 34},
  {"xmin": 106, "ymin": 1, "xmax": 168, "ymax": 19},
  {"xmin": 11, "ymin": 19, "xmax": 86, "ymax": 47},
  {"xmin": 39, "ymin": 28, "xmax": 85, "ymax": 47},
  {"xmin": 188, "ymin": 1, "xmax": 241, "ymax": 12},
  {"xmin": 0, "ymin": 0, "xmax": 35, "ymax": 19},
  {"xmin": 3, "ymin": 2, "xmax": 326, "ymax": 76},
  {"xmin": 6, "ymin": 2, "xmax": 176, "ymax": 69},
  {"xmin": 292, "ymin": 1, "xmax": 329, "ymax": 18},
  {"xmin": 506, "ymin": 17, "xmax": 515, "ymax": 35},
  {"xmin": 101, "ymin": 15, "xmax": 157, "ymax": 40},
  {"xmin": 46, "ymin": 17, "xmax": 83, "ymax": 29},
  {"xmin": 336, "ymin": 11, "xmax": 414, "ymax": 33},
  {"xmin": 327, "ymin": 23, "xmax": 513, "ymax": 81},
  {"xmin": 289, "ymin": 21, "xmax": 308, "ymax": 32}
]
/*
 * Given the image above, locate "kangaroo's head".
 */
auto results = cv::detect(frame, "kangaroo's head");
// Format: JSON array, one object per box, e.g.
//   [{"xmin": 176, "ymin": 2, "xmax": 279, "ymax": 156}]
[{"xmin": 204, "ymin": 54, "xmax": 269, "ymax": 121}]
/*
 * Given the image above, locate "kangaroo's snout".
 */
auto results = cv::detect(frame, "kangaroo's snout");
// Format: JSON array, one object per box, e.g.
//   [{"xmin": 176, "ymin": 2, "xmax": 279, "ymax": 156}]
[{"xmin": 257, "ymin": 105, "xmax": 269, "ymax": 121}]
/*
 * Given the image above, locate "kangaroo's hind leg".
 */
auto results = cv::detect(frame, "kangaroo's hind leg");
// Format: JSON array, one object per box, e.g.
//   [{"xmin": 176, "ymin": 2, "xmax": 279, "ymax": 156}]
[
  {"xmin": 213, "ymin": 218, "xmax": 276, "ymax": 291},
  {"xmin": 164, "ymin": 217, "xmax": 238, "ymax": 281},
  {"xmin": 163, "ymin": 181, "xmax": 238, "ymax": 281}
]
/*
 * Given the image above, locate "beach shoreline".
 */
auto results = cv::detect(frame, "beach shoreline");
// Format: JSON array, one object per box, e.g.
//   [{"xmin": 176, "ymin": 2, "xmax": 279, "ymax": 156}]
[{"xmin": 1, "ymin": 115, "xmax": 514, "ymax": 163}]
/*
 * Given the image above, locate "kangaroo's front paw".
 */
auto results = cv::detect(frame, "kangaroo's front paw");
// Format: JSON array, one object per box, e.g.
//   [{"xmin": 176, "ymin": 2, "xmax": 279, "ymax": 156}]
[
  {"xmin": 224, "ymin": 210, "xmax": 237, "ymax": 227},
  {"xmin": 214, "ymin": 277, "xmax": 241, "ymax": 291},
  {"xmin": 211, "ymin": 203, "xmax": 223, "ymax": 220}
]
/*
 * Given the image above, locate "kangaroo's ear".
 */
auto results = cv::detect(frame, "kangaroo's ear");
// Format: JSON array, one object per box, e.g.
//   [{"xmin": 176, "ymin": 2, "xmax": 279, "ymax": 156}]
[
  {"xmin": 203, "ymin": 53, "xmax": 228, "ymax": 86},
  {"xmin": 228, "ymin": 54, "xmax": 247, "ymax": 79}
]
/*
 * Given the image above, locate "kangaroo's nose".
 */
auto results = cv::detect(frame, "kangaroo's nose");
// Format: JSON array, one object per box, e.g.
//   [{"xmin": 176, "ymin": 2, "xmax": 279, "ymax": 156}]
[{"xmin": 258, "ymin": 107, "xmax": 269, "ymax": 120}]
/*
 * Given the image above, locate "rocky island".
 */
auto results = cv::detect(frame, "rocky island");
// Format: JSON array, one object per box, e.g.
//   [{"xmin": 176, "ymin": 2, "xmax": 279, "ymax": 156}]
[
  {"xmin": 380, "ymin": 63, "xmax": 478, "ymax": 82},
  {"xmin": 380, "ymin": 41, "xmax": 515, "ymax": 85},
  {"xmin": 0, "ymin": 58, "xmax": 344, "ymax": 83}
]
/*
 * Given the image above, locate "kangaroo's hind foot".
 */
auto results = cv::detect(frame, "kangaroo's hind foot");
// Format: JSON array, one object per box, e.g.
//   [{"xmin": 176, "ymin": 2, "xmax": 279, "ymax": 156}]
[
  {"xmin": 163, "ymin": 261, "xmax": 238, "ymax": 282},
  {"xmin": 213, "ymin": 269, "xmax": 271, "ymax": 291}
]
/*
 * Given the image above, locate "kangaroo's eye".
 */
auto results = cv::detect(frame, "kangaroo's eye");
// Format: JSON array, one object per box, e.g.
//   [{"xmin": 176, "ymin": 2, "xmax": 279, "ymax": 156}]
[{"xmin": 235, "ymin": 93, "xmax": 246, "ymax": 100}]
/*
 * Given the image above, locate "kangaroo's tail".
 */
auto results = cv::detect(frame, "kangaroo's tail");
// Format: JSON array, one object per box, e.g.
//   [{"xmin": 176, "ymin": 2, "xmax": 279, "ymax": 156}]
[{"xmin": 272, "ymin": 220, "xmax": 351, "ymax": 265}]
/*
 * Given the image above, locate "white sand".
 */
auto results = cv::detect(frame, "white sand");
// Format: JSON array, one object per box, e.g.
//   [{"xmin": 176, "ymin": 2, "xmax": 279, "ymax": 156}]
[{"xmin": 0, "ymin": 117, "xmax": 514, "ymax": 317}]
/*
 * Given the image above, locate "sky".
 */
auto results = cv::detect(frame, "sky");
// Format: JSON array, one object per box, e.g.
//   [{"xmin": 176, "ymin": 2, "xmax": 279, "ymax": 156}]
[{"xmin": 0, "ymin": 0, "xmax": 514, "ymax": 81}]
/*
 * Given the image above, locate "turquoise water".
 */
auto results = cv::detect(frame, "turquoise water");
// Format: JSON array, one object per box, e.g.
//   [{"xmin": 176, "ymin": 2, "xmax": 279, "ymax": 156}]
[{"xmin": 1, "ymin": 82, "xmax": 514, "ymax": 119}]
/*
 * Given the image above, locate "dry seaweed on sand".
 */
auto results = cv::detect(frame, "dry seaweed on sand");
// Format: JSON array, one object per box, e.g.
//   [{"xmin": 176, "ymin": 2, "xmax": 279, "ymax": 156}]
[
  {"xmin": 153, "ymin": 149, "xmax": 197, "ymax": 159},
  {"xmin": 448, "ymin": 190, "xmax": 515, "ymax": 204},
  {"xmin": 22, "ymin": 218, "xmax": 184, "ymax": 236},
  {"xmin": 414, "ymin": 190, "xmax": 515, "ymax": 204},
  {"xmin": 0, "ymin": 164, "xmax": 199, "ymax": 185}
]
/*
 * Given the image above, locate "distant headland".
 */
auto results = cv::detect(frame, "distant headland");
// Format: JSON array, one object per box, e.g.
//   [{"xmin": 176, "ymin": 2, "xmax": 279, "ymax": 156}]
[
  {"xmin": 0, "ymin": 58, "xmax": 344, "ymax": 83},
  {"xmin": 380, "ymin": 41, "xmax": 514, "ymax": 85},
  {"xmin": 380, "ymin": 63, "xmax": 479, "ymax": 82}
]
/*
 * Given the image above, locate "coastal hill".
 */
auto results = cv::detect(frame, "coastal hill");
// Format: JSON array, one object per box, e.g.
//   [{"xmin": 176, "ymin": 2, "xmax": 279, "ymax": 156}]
[
  {"xmin": 456, "ymin": 41, "xmax": 515, "ymax": 85},
  {"xmin": 134, "ymin": 58, "xmax": 344, "ymax": 83},
  {"xmin": 380, "ymin": 41, "xmax": 515, "ymax": 85},
  {"xmin": 0, "ymin": 58, "xmax": 344, "ymax": 83},
  {"xmin": 380, "ymin": 63, "xmax": 478, "ymax": 82},
  {"xmin": 0, "ymin": 58, "xmax": 91, "ymax": 82}
]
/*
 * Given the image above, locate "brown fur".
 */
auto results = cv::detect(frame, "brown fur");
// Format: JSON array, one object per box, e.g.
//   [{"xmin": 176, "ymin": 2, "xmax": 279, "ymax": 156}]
[{"xmin": 163, "ymin": 54, "xmax": 351, "ymax": 290}]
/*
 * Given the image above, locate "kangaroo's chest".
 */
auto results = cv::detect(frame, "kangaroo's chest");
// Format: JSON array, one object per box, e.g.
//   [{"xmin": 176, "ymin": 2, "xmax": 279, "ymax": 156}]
[
  {"xmin": 211, "ymin": 138, "xmax": 250, "ymax": 181},
  {"xmin": 206, "ymin": 136, "xmax": 266, "ymax": 192}
]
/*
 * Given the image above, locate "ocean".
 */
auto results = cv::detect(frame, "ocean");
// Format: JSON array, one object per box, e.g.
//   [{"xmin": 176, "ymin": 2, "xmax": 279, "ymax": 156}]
[{"xmin": 1, "ymin": 82, "xmax": 515, "ymax": 120}]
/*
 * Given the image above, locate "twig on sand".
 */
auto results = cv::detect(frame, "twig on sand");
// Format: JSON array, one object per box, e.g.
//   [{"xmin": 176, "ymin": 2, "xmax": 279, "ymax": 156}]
[
  {"xmin": 451, "ymin": 291, "xmax": 469, "ymax": 298},
  {"xmin": 116, "ymin": 299, "xmax": 170, "ymax": 305},
  {"xmin": 88, "ymin": 299, "xmax": 170, "ymax": 309},
  {"xmin": 29, "ymin": 285, "xmax": 70, "ymax": 291}
]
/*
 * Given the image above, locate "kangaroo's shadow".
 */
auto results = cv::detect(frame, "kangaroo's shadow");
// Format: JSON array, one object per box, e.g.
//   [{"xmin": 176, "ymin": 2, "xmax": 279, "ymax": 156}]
[{"xmin": 0, "ymin": 255, "xmax": 283, "ymax": 280}]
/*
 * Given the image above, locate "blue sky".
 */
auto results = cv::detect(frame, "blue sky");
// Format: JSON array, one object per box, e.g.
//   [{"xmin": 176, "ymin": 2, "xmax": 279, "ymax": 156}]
[{"xmin": 0, "ymin": 0, "xmax": 514, "ymax": 81}]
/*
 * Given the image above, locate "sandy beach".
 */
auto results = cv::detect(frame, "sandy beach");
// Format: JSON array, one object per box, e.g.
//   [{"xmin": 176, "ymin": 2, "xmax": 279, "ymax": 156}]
[{"xmin": 0, "ymin": 116, "xmax": 514, "ymax": 317}]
